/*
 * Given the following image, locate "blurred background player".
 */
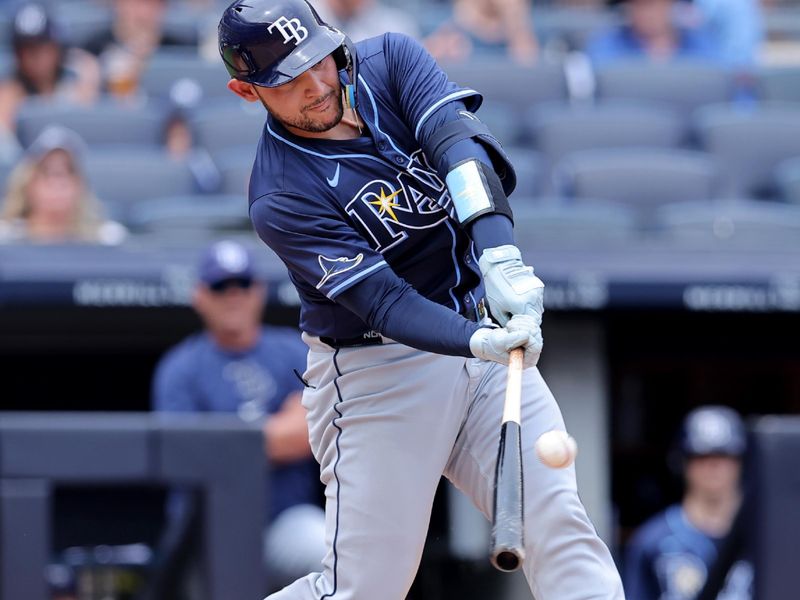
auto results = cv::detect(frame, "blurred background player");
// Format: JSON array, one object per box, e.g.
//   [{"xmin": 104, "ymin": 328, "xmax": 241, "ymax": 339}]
[
  {"xmin": 0, "ymin": 125, "xmax": 127, "ymax": 245},
  {"xmin": 151, "ymin": 239, "xmax": 326, "ymax": 593},
  {"xmin": 623, "ymin": 405, "xmax": 753, "ymax": 600}
]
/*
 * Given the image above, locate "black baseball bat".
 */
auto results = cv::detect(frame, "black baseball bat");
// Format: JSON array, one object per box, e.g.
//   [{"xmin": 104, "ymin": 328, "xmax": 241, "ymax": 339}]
[{"xmin": 489, "ymin": 347, "xmax": 525, "ymax": 572}]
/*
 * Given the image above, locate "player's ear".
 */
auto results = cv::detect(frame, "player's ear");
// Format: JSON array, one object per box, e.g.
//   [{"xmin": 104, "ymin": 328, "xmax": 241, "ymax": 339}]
[{"xmin": 227, "ymin": 79, "xmax": 260, "ymax": 102}]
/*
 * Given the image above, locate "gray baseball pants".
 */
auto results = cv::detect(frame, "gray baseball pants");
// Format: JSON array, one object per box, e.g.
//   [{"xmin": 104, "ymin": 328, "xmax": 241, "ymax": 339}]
[{"xmin": 265, "ymin": 334, "xmax": 625, "ymax": 600}]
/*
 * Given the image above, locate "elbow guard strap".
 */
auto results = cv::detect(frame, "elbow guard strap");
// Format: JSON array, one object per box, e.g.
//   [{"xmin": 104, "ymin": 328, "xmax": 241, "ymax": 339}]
[{"xmin": 445, "ymin": 159, "xmax": 513, "ymax": 227}]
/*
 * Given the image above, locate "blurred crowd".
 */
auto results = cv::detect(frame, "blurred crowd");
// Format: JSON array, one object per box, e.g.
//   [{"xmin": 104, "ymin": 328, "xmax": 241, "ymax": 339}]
[{"xmin": 0, "ymin": 0, "xmax": 797, "ymax": 246}]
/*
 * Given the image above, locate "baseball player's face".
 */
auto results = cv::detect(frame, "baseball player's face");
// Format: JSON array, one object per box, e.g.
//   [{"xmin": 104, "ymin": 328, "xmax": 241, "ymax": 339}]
[
  {"xmin": 193, "ymin": 279, "xmax": 266, "ymax": 338},
  {"xmin": 685, "ymin": 455, "xmax": 741, "ymax": 498},
  {"xmin": 227, "ymin": 55, "xmax": 344, "ymax": 136}
]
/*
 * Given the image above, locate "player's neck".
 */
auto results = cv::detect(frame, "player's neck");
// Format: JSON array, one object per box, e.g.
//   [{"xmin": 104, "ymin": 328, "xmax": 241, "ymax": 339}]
[
  {"xmin": 284, "ymin": 106, "xmax": 365, "ymax": 141},
  {"xmin": 210, "ymin": 326, "xmax": 261, "ymax": 353},
  {"xmin": 682, "ymin": 489, "xmax": 741, "ymax": 538}
]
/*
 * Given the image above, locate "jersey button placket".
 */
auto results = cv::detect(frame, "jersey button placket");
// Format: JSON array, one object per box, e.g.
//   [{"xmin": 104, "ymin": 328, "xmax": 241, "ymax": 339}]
[{"xmin": 393, "ymin": 156, "xmax": 405, "ymax": 165}]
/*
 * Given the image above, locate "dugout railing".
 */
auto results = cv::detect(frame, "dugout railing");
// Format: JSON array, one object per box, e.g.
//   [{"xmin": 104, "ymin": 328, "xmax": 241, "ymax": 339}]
[{"xmin": 0, "ymin": 412, "xmax": 267, "ymax": 600}]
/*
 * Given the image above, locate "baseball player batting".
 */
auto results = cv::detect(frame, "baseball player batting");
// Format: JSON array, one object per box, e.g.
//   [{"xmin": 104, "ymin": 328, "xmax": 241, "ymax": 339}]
[{"xmin": 218, "ymin": 1, "xmax": 625, "ymax": 598}]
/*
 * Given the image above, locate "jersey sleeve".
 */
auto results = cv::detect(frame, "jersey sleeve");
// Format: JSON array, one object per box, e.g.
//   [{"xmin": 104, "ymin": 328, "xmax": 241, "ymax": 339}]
[
  {"xmin": 382, "ymin": 32, "xmax": 482, "ymax": 140},
  {"xmin": 250, "ymin": 192, "xmax": 389, "ymax": 299}
]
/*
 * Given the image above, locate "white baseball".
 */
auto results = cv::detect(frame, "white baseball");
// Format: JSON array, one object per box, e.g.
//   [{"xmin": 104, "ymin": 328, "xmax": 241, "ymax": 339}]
[{"xmin": 535, "ymin": 430, "xmax": 578, "ymax": 469}]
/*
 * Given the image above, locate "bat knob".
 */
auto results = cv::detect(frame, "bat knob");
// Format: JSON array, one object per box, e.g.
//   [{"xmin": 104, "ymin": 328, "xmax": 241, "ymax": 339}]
[{"xmin": 491, "ymin": 549, "xmax": 524, "ymax": 572}]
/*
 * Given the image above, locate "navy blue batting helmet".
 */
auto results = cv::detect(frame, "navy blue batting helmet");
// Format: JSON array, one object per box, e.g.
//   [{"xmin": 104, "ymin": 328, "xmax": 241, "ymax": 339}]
[
  {"xmin": 680, "ymin": 405, "xmax": 747, "ymax": 458},
  {"xmin": 218, "ymin": 0, "xmax": 357, "ymax": 90}
]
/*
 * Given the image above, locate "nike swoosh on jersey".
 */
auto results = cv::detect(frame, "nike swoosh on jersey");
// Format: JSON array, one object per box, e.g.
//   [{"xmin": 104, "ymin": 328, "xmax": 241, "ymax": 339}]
[{"xmin": 327, "ymin": 163, "xmax": 341, "ymax": 187}]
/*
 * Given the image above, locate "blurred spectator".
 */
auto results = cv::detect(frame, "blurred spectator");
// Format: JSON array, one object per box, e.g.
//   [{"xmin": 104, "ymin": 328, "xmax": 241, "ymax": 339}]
[
  {"xmin": 151, "ymin": 239, "xmax": 325, "ymax": 592},
  {"xmin": 0, "ymin": 125, "xmax": 127, "ymax": 245},
  {"xmin": 0, "ymin": 2, "xmax": 100, "ymax": 135},
  {"xmin": 312, "ymin": 0, "xmax": 421, "ymax": 42},
  {"xmin": 624, "ymin": 405, "xmax": 753, "ymax": 600},
  {"xmin": 423, "ymin": 0, "xmax": 539, "ymax": 65},
  {"xmin": 82, "ymin": 0, "xmax": 196, "ymax": 100},
  {"xmin": 687, "ymin": 0, "xmax": 764, "ymax": 68},
  {"xmin": 585, "ymin": 0, "xmax": 719, "ymax": 66}
]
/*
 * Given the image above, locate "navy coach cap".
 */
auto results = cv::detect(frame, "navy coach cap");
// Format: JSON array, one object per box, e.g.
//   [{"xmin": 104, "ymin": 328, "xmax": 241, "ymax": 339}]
[
  {"xmin": 198, "ymin": 240, "xmax": 256, "ymax": 286},
  {"xmin": 11, "ymin": 2, "xmax": 61, "ymax": 47},
  {"xmin": 681, "ymin": 405, "xmax": 747, "ymax": 458}
]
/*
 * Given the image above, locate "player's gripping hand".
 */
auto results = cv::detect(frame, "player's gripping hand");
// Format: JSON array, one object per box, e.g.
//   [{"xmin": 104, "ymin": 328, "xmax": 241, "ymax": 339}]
[
  {"xmin": 479, "ymin": 245, "xmax": 545, "ymax": 327},
  {"xmin": 469, "ymin": 315, "xmax": 543, "ymax": 368}
]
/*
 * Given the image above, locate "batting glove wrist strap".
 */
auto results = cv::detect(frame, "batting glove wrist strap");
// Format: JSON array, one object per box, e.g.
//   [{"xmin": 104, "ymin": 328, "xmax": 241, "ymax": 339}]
[{"xmin": 479, "ymin": 245, "xmax": 545, "ymax": 327}]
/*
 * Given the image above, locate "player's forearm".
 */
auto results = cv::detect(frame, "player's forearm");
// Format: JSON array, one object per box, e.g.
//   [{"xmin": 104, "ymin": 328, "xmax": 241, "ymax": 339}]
[
  {"xmin": 335, "ymin": 269, "xmax": 480, "ymax": 357},
  {"xmin": 263, "ymin": 393, "xmax": 313, "ymax": 464},
  {"xmin": 417, "ymin": 103, "xmax": 516, "ymax": 252}
]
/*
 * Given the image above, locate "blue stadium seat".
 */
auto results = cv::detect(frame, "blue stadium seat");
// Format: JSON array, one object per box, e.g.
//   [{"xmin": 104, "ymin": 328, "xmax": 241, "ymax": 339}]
[
  {"xmin": 83, "ymin": 148, "xmax": 197, "ymax": 221},
  {"xmin": 440, "ymin": 59, "xmax": 569, "ymax": 115},
  {"xmin": 533, "ymin": 6, "xmax": 621, "ymax": 51},
  {"xmin": 51, "ymin": 2, "xmax": 113, "ymax": 48},
  {"xmin": 654, "ymin": 199, "xmax": 800, "ymax": 248},
  {"xmin": 505, "ymin": 146, "xmax": 543, "ymax": 199},
  {"xmin": 553, "ymin": 147, "xmax": 723, "ymax": 227},
  {"xmin": 692, "ymin": 102, "xmax": 800, "ymax": 199},
  {"xmin": 756, "ymin": 66, "xmax": 800, "ymax": 104},
  {"xmin": 512, "ymin": 198, "xmax": 638, "ymax": 245},
  {"xmin": 594, "ymin": 61, "xmax": 733, "ymax": 115},
  {"xmin": 126, "ymin": 194, "xmax": 251, "ymax": 234},
  {"xmin": 526, "ymin": 101, "xmax": 685, "ymax": 189},
  {"xmin": 214, "ymin": 146, "xmax": 256, "ymax": 197},
  {"xmin": 188, "ymin": 100, "xmax": 267, "ymax": 158},
  {"xmin": 774, "ymin": 156, "xmax": 800, "ymax": 205},
  {"xmin": 474, "ymin": 101, "xmax": 523, "ymax": 146},
  {"xmin": 140, "ymin": 51, "xmax": 232, "ymax": 103},
  {"xmin": 15, "ymin": 99, "xmax": 170, "ymax": 148}
]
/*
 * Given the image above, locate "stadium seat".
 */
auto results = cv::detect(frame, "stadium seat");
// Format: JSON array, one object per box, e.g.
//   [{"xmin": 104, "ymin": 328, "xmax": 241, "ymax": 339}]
[
  {"xmin": 692, "ymin": 103, "xmax": 800, "ymax": 199},
  {"xmin": 188, "ymin": 100, "xmax": 267, "ymax": 158},
  {"xmin": 774, "ymin": 156, "xmax": 800, "ymax": 205},
  {"xmin": 474, "ymin": 101, "xmax": 524, "ymax": 146},
  {"xmin": 505, "ymin": 146, "xmax": 542, "ymax": 199},
  {"xmin": 756, "ymin": 66, "xmax": 800, "ymax": 104},
  {"xmin": 52, "ymin": 2, "xmax": 113, "ymax": 48},
  {"xmin": 533, "ymin": 6, "xmax": 621, "ymax": 51},
  {"xmin": 526, "ymin": 101, "xmax": 685, "ymax": 186},
  {"xmin": 15, "ymin": 99, "xmax": 170, "ymax": 148},
  {"xmin": 140, "ymin": 50, "xmax": 232, "ymax": 103},
  {"xmin": 441, "ymin": 59, "xmax": 569, "ymax": 114},
  {"xmin": 126, "ymin": 194, "xmax": 251, "ymax": 234},
  {"xmin": 512, "ymin": 198, "xmax": 638, "ymax": 245},
  {"xmin": 553, "ymin": 147, "xmax": 723, "ymax": 227},
  {"xmin": 654, "ymin": 199, "xmax": 800, "ymax": 248},
  {"xmin": 215, "ymin": 146, "xmax": 256, "ymax": 197},
  {"xmin": 83, "ymin": 148, "xmax": 197, "ymax": 220},
  {"xmin": 594, "ymin": 61, "xmax": 733, "ymax": 115}
]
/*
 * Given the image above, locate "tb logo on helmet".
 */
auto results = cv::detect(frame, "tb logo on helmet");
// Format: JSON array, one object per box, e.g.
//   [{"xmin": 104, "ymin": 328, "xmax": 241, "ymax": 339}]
[{"xmin": 268, "ymin": 16, "xmax": 308, "ymax": 45}]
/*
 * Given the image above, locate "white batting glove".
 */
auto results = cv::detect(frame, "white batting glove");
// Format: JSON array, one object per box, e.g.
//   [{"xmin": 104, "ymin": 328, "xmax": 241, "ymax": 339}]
[
  {"xmin": 469, "ymin": 315, "xmax": 542, "ymax": 368},
  {"xmin": 506, "ymin": 313, "xmax": 543, "ymax": 367},
  {"xmin": 479, "ymin": 244, "xmax": 545, "ymax": 327}
]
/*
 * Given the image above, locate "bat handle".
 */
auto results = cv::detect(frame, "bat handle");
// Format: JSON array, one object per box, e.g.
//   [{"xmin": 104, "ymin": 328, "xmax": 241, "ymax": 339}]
[{"xmin": 490, "ymin": 346, "xmax": 526, "ymax": 572}]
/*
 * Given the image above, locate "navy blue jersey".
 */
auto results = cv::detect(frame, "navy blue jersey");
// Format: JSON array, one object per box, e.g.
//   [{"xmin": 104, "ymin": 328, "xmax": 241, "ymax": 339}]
[
  {"xmin": 624, "ymin": 505, "xmax": 753, "ymax": 600},
  {"xmin": 249, "ymin": 33, "xmax": 488, "ymax": 339},
  {"xmin": 152, "ymin": 326, "xmax": 318, "ymax": 520}
]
